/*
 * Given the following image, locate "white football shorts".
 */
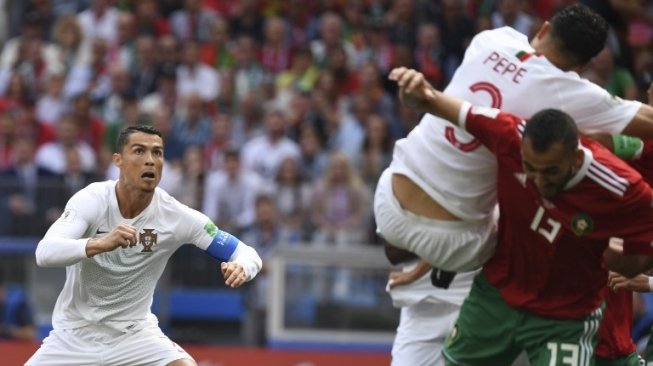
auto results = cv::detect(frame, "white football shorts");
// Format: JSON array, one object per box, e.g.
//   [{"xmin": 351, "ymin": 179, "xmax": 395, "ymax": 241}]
[
  {"xmin": 374, "ymin": 168, "xmax": 497, "ymax": 272},
  {"xmin": 25, "ymin": 321, "xmax": 194, "ymax": 366}
]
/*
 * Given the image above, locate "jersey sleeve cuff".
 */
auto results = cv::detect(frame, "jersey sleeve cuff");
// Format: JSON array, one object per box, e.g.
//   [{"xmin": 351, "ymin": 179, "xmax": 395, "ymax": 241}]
[{"xmin": 458, "ymin": 101, "xmax": 472, "ymax": 130}]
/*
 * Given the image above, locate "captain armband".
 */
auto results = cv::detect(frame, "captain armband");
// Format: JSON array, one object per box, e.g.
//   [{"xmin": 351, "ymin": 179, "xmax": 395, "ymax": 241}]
[
  {"xmin": 611, "ymin": 135, "xmax": 644, "ymax": 160},
  {"xmin": 205, "ymin": 230, "xmax": 239, "ymax": 262}
]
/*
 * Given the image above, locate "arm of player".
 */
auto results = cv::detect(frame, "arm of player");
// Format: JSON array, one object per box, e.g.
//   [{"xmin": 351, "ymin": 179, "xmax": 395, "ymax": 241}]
[
  {"xmin": 387, "ymin": 260, "xmax": 431, "ymax": 289},
  {"xmin": 36, "ymin": 189, "xmax": 140, "ymax": 267},
  {"xmin": 608, "ymin": 271, "xmax": 652, "ymax": 292},
  {"xmin": 208, "ymin": 233, "xmax": 262, "ymax": 287},
  {"xmin": 620, "ymin": 99, "xmax": 653, "ymax": 139},
  {"xmin": 389, "ymin": 67, "xmax": 465, "ymax": 126},
  {"xmin": 603, "ymin": 238, "xmax": 653, "ymax": 278},
  {"xmin": 586, "ymin": 133, "xmax": 644, "ymax": 160},
  {"xmin": 35, "ymin": 189, "xmax": 111, "ymax": 267}
]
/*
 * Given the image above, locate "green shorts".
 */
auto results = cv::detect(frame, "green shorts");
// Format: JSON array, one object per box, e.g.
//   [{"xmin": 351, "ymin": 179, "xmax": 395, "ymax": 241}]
[
  {"xmin": 595, "ymin": 353, "xmax": 644, "ymax": 366},
  {"xmin": 443, "ymin": 273, "xmax": 604, "ymax": 366}
]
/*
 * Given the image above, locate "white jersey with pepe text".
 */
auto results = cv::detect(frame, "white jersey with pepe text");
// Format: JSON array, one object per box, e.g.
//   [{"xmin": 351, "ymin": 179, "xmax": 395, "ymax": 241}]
[
  {"xmin": 391, "ymin": 27, "xmax": 641, "ymax": 221},
  {"xmin": 41, "ymin": 181, "xmax": 225, "ymax": 331}
]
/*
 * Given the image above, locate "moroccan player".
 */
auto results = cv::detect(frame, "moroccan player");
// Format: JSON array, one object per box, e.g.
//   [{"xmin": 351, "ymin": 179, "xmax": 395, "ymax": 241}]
[{"xmin": 390, "ymin": 67, "xmax": 653, "ymax": 365}]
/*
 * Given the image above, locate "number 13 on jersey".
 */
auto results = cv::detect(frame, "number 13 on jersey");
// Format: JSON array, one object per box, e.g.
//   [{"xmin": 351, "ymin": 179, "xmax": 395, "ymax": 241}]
[{"xmin": 530, "ymin": 206, "xmax": 561, "ymax": 243}]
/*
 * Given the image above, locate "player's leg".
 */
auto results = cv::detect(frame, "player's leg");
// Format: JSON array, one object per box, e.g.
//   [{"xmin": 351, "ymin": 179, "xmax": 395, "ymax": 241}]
[
  {"xmin": 374, "ymin": 169, "xmax": 496, "ymax": 272},
  {"xmin": 392, "ymin": 298, "xmax": 460, "ymax": 366},
  {"xmin": 105, "ymin": 322, "xmax": 196, "ymax": 366},
  {"xmin": 24, "ymin": 328, "xmax": 102, "ymax": 366},
  {"xmin": 520, "ymin": 306, "xmax": 603, "ymax": 366},
  {"xmin": 442, "ymin": 273, "xmax": 522, "ymax": 366}
]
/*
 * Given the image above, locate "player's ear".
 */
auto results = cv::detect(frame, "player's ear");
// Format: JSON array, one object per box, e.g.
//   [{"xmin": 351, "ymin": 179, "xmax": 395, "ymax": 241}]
[
  {"xmin": 112, "ymin": 152, "xmax": 122, "ymax": 167},
  {"xmin": 572, "ymin": 147, "xmax": 584, "ymax": 172},
  {"xmin": 532, "ymin": 21, "xmax": 550, "ymax": 42}
]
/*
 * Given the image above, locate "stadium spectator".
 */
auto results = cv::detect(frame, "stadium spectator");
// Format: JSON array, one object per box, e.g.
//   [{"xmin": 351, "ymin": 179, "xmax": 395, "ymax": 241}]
[{"xmin": 0, "ymin": 271, "xmax": 35, "ymax": 341}]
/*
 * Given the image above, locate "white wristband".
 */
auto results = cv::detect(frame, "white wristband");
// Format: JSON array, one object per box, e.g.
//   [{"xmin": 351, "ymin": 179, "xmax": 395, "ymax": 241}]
[{"xmin": 648, "ymin": 276, "xmax": 653, "ymax": 292}]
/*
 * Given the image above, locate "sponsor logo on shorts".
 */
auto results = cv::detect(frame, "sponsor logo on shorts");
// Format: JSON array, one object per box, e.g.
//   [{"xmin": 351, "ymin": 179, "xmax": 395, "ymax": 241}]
[{"xmin": 139, "ymin": 229, "xmax": 158, "ymax": 252}]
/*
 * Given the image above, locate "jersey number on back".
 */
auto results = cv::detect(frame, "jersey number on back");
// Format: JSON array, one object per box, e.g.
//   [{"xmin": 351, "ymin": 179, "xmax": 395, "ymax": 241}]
[{"xmin": 445, "ymin": 82, "xmax": 502, "ymax": 152}]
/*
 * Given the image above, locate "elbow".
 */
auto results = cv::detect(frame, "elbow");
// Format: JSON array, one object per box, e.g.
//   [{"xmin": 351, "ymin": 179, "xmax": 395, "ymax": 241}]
[
  {"xmin": 35, "ymin": 244, "xmax": 49, "ymax": 267},
  {"xmin": 35, "ymin": 240, "xmax": 58, "ymax": 268}
]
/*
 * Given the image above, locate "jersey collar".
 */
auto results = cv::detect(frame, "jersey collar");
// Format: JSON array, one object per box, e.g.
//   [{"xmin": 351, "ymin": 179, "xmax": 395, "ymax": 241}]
[{"xmin": 563, "ymin": 144, "xmax": 593, "ymax": 191}]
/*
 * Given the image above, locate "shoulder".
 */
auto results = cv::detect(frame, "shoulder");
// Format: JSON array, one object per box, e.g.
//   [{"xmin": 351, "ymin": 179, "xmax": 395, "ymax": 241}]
[
  {"xmin": 84, "ymin": 180, "xmax": 115, "ymax": 194},
  {"xmin": 585, "ymin": 142, "xmax": 642, "ymax": 197},
  {"xmin": 473, "ymin": 27, "xmax": 527, "ymax": 47}
]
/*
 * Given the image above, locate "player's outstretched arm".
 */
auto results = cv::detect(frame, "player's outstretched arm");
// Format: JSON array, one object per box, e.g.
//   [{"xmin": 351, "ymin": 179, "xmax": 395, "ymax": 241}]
[
  {"xmin": 620, "ymin": 82, "xmax": 653, "ymax": 138},
  {"xmin": 388, "ymin": 67, "xmax": 464, "ymax": 125}
]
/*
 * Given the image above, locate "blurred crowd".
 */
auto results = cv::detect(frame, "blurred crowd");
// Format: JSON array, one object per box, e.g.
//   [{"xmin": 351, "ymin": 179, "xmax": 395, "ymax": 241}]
[{"xmin": 0, "ymin": 0, "xmax": 652, "ymax": 246}]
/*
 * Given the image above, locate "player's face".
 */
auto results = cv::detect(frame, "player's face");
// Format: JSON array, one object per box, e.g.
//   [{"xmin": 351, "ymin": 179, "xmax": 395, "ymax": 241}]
[
  {"xmin": 521, "ymin": 138, "xmax": 577, "ymax": 199},
  {"xmin": 114, "ymin": 132, "xmax": 164, "ymax": 193}
]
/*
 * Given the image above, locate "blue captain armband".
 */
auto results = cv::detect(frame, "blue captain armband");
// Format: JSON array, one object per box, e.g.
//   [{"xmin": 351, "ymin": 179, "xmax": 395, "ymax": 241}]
[{"xmin": 206, "ymin": 230, "xmax": 239, "ymax": 261}]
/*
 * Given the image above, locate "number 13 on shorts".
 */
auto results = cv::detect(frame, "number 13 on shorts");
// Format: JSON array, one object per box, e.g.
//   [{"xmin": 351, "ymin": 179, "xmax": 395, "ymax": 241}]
[{"xmin": 546, "ymin": 342, "xmax": 580, "ymax": 366}]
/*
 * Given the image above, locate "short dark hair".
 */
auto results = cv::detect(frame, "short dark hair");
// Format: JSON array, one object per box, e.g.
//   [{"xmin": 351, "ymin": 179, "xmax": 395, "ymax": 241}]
[
  {"xmin": 523, "ymin": 109, "xmax": 578, "ymax": 155},
  {"xmin": 115, "ymin": 125, "xmax": 162, "ymax": 153},
  {"xmin": 549, "ymin": 4, "xmax": 608, "ymax": 66}
]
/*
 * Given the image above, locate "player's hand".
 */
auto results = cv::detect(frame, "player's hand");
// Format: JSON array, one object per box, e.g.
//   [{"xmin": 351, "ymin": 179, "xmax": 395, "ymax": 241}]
[
  {"xmin": 86, "ymin": 223, "xmax": 137, "ymax": 257},
  {"xmin": 221, "ymin": 262, "xmax": 247, "ymax": 288},
  {"xmin": 388, "ymin": 67, "xmax": 438, "ymax": 107},
  {"xmin": 387, "ymin": 270, "xmax": 419, "ymax": 289},
  {"xmin": 608, "ymin": 271, "xmax": 651, "ymax": 292},
  {"xmin": 387, "ymin": 260, "xmax": 431, "ymax": 289}
]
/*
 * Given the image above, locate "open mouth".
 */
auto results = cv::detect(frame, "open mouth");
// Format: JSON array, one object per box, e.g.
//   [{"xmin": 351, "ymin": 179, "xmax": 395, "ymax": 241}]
[{"xmin": 141, "ymin": 172, "xmax": 156, "ymax": 180}]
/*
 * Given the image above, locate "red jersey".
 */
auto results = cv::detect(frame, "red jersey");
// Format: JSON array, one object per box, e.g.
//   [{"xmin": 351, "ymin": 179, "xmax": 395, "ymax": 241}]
[
  {"xmin": 595, "ymin": 288, "xmax": 636, "ymax": 358},
  {"xmin": 596, "ymin": 139, "xmax": 653, "ymax": 359},
  {"xmin": 462, "ymin": 104, "xmax": 653, "ymax": 319}
]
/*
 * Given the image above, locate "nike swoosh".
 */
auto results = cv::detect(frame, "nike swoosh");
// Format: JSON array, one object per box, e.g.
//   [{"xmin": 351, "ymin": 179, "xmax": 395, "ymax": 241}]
[{"xmin": 96, "ymin": 229, "xmax": 108, "ymax": 234}]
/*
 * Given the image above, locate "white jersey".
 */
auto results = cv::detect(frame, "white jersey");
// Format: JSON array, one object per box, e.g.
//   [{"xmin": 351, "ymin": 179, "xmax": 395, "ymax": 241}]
[
  {"xmin": 391, "ymin": 27, "xmax": 641, "ymax": 221},
  {"xmin": 36, "ymin": 181, "xmax": 252, "ymax": 331}
]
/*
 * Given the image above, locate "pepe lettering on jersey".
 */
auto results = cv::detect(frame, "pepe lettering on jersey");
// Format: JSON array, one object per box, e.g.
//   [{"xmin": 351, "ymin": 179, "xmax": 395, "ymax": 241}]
[
  {"xmin": 482, "ymin": 51, "xmax": 528, "ymax": 84},
  {"xmin": 139, "ymin": 229, "xmax": 158, "ymax": 252}
]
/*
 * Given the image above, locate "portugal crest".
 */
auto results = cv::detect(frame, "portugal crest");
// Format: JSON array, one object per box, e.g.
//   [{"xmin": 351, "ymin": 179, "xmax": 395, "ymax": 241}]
[
  {"xmin": 139, "ymin": 229, "xmax": 157, "ymax": 252},
  {"xmin": 571, "ymin": 214, "xmax": 593, "ymax": 237}
]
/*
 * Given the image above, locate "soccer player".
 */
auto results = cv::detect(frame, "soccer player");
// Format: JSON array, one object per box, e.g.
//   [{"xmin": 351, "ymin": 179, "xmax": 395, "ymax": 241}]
[
  {"xmin": 25, "ymin": 126, "xmax": 262, "ymax": 366},
  {"xmin": 376, "ymin": 5, "xmax": 653, "ymax": 365},
  {"xmin": 590, "ymin": 132, "xmax": 653, "ymax": 365},
  {"xmin": 389, "ymin": 67, "xmax": 653, "ymax": 365}
]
